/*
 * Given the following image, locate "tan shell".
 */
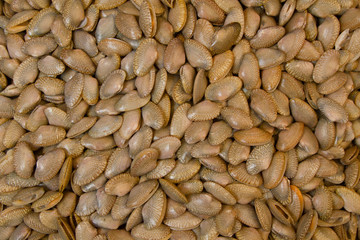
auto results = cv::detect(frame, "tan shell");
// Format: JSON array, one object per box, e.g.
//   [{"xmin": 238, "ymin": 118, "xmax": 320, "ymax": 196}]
[
  {"xmin": 238, "ymin": 52, "xmax": 260, "ymax": 90},
  {"xmin": 142, "ymin": 188, "xmax": 167, "ymax": 229},
  {"xmin": 186, "ymin": 193, "xmax": 222, "ymax": 217},
  {"xmin": 60, "ymin": 49, "xmax": 95, "ymax": 75},
  {"xmin": 187, "ymin": 100, "xmax": 221, "ymax": 121},
  {"xmin": 228, "ymin": 163, "xmax": 263, "ymax": 187},
  {"xmin": 262, "ymin": 151, "xmax": 287, "ymax": 189},
  {"xmin": 73, "ymin": 152, "xmax": 109, "ymax": 186},
  {"xmin": 165, "ymin": 159, "xmax": 201, "ymax": 183},
  {"xmin": 313, "ymin": 50, "xmax": 340, "ymax": 83},
  {"xmin": 105, "ymin": 173, "xmax": 139, "ymax": 197},
  {"xmin": 317, "ymin": 97, "xmax": 348, "ymax": 123},
  {"xmin": 88, "ymin": 115, "xmax": 123, "ymax": 138},
  {"xmin": 159, "ymin": 178, "xmax": 188, "ymax": 204},
  {"xmin": 30, "ymin": 125, "xmax": 66, "ymax": 147},
  {"xmin": 115, "ymin": 90, "xmax": 151, "ymax": 112},
  {"xmin": 184, "ymin": 39, "xmax": 213, "ymax": 71},
  {"xmin": 126, "ymin": 180, "xmax": 159, "ymax": 208},
  {"xmin": 130, "ymin": 148, "xmax": 159, "ymax": 177},
  {"xmin": 234, "ymin": 128, "xmax": 272, "ymax": 146},
  {"xmin": 205, "ymin": 76, "xmax": 242, "ymax": 102},
  {"xmin": 131, "ymin": 224, "xmax": 171, "ymax": 240},
  {"xmin": 276, "ymin": 122, "xmax": 304, "ymax": 152},
  {"xmin": 134, "ymin": 38, "xmax": 158, "ymax": 77},
  {"xmin": 31, "ymin": 191, "xmax": 63, "ymax": 213}
]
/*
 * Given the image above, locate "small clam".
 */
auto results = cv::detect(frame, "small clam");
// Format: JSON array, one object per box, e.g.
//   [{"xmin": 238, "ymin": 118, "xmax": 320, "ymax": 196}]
[
  {"xmin": 187, "ymin": 100, "xmax": 221, "ymax": 121},
  {"xmin": 184, "ymin": 39, "xmax": 213, "ymax": 70},
  {"xmin": 133, "ymin": 38, "xmax": 158, "ymax": 77}
]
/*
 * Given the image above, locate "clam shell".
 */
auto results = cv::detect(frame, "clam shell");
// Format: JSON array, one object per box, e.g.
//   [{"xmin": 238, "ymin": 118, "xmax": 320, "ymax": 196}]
[
  {"xmin": 277, "ymin": 29, "xmax": 306, "ymax": 62},
  {"xmin": 95, "ymin": 53, "xmax": 121, "ymax": 83},
  {"xmin": 67, "ymin": 117, "xmax": 97, "ymax": 138},
  {"xmin": 130, "ymin": 148, "xmax": 159, "ymax": 177},
  {"xmin": 35, "ymin": 77, "xmax": 65, "ymax": 96},
  {"xmin": 318, "ymin": 15, "xmax": 340, "ymax": 51},
  {"xmin": 30, "ymin": 125, "xmax": 66, "ymax": 147},
  {"xmin": 251, "ymin": 89, "xmax": 277, "ymax": 123},
  {"xmin": 194, "ymin": 18, "xmax": 215, "ymax": 49},
  {"xmin": 139, "ymin": 0, "xmax": 157, "ymax": 38},
  {"xmin": 255, "ymin": 48, "xmax": 285, "ymax": 70},
  {"xmin": 276, "ymin": 122, "xmax": 304, "ymax": 152},
  {"xmin": 22, "ymin": 36, "xmax": 57, "ymax": 58},
  {"xmin": 262, "ymin": 151, "xmax": 287, "ymax": 189},
  {"xmin": 165, "ymin": 159, "xmax": 201, "ymax": 183},
  {"xmin": 0, "ymin": 206, "xmax": 31, "ymax": 227},
  {"xmin": 73, "ymin": 152, "xmax": 109, "ymax": 186},
  {"xmin": 115, "ymin": 12, "xmax": 142, "ymax": 40},
  {"xmin": 268, "ymin": 198, "xmax": 295, "ymax": 226},
  {"xmin": 12, "ymin": 187, "xmax": 45, "ymax": 206},
  {"xmin": 254, "ymin": 198, "xmax": 272, "ymax": 231},
  {"xmin": 210, "ymin": 22, "xmax": 240, "ymax": 54},
  {"xmin": 164, "ymin": 38, "xmax": 186, "ymax": 74},
  {"xmin": 185, "ymin": 120, "xmax": 212, "ymax": 144},
  {"xmin": 187, "ymin": 100, "xmax": 221, "ymax": 121},
  {"xmin": 186, "ymin": 193, "xmax": 222, "ymax": 217},
  {"xmin": 244, "ymin": 8, "xmax": 260, "ymax": 39},
  {"xmin": 15, "ymin": 84, "xmax": 41, "ymax": 114},
  {"xmin": 308, "ymin": 0, "xmax": 340, "ymax": 18},
  {"xmin": 278, "ymin": 72, "xmax": 305, "ymax": 100},
  {"xmin": 290, "ymin": 98, "xmax": 318, "ymax": 128},
  {"xmin": 88, "ymin": 115, "xmax": 123, "ymax": 138},
  {"xmin": 279, "ymin": 0, "xmax": 296, "ymax": 26},
  {"xmin": 236, "ymin": 226, "xmax": 262, "ymax": 240},
  {"xmin": 142, "ymin": 101, "xmax": 165, "ymax": 130},
  {"xmin": 34, "ymin": 148, "xmax": 66, "ymax": 182},
  {"xmin": 105, "ymin": 173, "xmax": 139, "ymax": 197},
  {"xmin": 208, "ymin": 120, "xmax": 232, "ymax": 145},
  {"xmin": 170, "ymin": 103, "xmax": 191, "ymax": 138},
  {"xmin": 142, "ymin": 188, "xmax": 166, "ymax": 229},
  {"xmin": 31, "ymin": 191, "xmax": 63, "ymax": 212},
  {"xmin": 225, "ymin": 183, "xmax": 261, "ymax": 204},
  {"xmin": 335, "ymin": 187, "xmax": 360, "ymax": 214},
  {"xmin": 159, "ymin": 178, "xmax": 187, "ymax": 204},
  {"xmin": 64, "ymin": 73, "xmax": 84, "ymax": 109},
  {"xmin": 234, "ymin": 204, "xmax": 261, "ymax": 229},
  {"xmin": 62, "ymin": 0, "xmax": 85, "ymax": 30},
  {"xmin": 313, "ymin": 50, "xmax": 340, "ymax": 84},
  {"xmin": 115, "ymin": 90, "xmax": 151, "ymax": 112},
  {"xmin": 285, "ymin": 60, "xmax": 313, "ymax": 82},
  {"xmin": 246, "ymin": 141, "xmax": 275, "ymax": 175},
  {"xmin": 131, "ymin": 224, "xmax": 171, "ymax": 240},
  {"xmin": 133, "ymin": 39, "xmax": 158, "ymax": 77},
  {"xmin": 190, "ymin": 140, "xmax": 220, "ymax": 158},
  {"xmin": 13, "ymin": 142, "xmax": 35, "ymax": 179},
  {"xmin": 228, "ymin": 163, "xmax": 263, "ymax": 187},
  {"xmin": 13, "ymin": 57, "xmax": 38, "ymax": 88},
  {"xmin": 317, "ymin": 97, "xmax": 348, "ymax": 123},
  {"xmin": 182, "ymin": 3, "xmax": 196, "ymax": 38},
  {"xmin": 296, "ymin": 209, "xmax": 318, "ymax": 240},
  {"xmin": 184, "ymin": 39, "xmax": 213, "ymax": 70},
  {"xmin": 221, "ymin": 107, "xmax": 253, "ymax": 130},
  {"xmin": 60, "ymin": 49, "xmax": 95, "ymax": 75},
  {"xmin": 82, "ymin": 75, "xmax": 99, "ymax": 106},
  {"xmin": 203, "ymin": 181, "xmax": 236, "ymax": 205},
  {"xmin": 238, "ymin": 52, "xmax": 260, "ymax": 90},
  {"xmin": 234, "ymin": 127, "xmax": 272, "ymax": 146},
  {"xmin": 126, "ymin": 180, "xmax": 159, "ymax": 208},
  {"xmin": 3, "ymin": 120, "xmax": 26, "ymax": 149},
  {"xmin": 250, "ymin": 26, "xmax": 285, "ymax": 49},
  {"xmin": 292, "ymin": 156, "xmax": 321, "ymax": 187}
]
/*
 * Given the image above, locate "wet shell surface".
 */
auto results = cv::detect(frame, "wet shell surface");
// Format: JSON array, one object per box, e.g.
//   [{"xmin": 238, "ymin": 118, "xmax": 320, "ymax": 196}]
[{"xmin": 0, "ymin": 0, "xmax": 358, "ymax": 239}]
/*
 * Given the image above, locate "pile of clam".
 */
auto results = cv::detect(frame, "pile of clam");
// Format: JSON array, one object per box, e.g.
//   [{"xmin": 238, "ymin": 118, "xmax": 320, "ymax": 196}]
[{"xmin": 1, "ymin": 0, "xmax": 360, "ymax": 239}]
